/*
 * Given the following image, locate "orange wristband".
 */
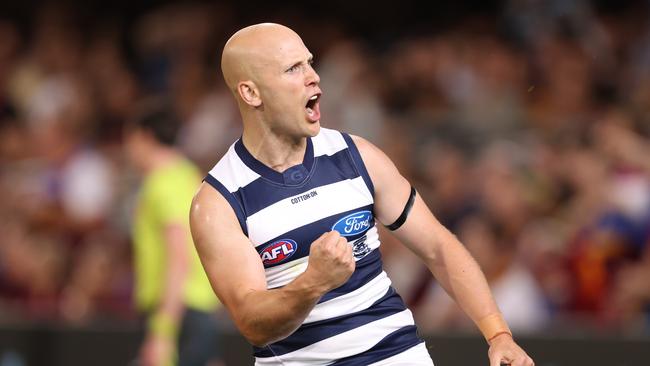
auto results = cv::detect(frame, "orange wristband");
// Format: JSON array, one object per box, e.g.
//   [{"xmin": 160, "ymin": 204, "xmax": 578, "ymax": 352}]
[{"xmin": 477, "ymin": 313, "xmax": 512, "ymax": 343}]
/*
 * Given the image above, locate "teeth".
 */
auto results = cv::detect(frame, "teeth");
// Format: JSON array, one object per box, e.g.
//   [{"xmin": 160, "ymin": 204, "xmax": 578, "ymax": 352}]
[{"xmin": 309, "ymin": 95, "xmax": 318, "ymax": 100}]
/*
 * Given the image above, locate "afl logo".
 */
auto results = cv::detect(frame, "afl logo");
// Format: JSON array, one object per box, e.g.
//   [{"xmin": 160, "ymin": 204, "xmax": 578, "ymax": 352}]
[
  {"xmin": 332, "ymin": 211, "xmax": 373, "ymax": 237},
  {"xmin": 260, "ymin": 239, "xmax": 298, "ymax": 266}
]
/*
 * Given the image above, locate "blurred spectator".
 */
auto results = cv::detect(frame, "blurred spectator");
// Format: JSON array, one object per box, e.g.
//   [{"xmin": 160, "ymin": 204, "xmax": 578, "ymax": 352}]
[
  {"xmin": 132, "ymin": 3, "xmax": 241, "ymax": 171},
  {"xmin": 319, "ymin": 39, "xmax": 388, "ymax": 145},
  {"xmin": 0, "ymin": 0, "xmax": 649, "ymax": 340}
]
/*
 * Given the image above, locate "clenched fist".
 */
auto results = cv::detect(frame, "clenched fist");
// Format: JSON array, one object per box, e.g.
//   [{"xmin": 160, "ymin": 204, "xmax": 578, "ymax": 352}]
[{"xmin": 305, "ymin": 231, "xmax": 355, "ymax": 293}]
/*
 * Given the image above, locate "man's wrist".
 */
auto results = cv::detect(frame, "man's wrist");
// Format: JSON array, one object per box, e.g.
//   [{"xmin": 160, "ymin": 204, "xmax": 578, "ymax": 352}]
[
  {"xmin": 477, "ymin": 313, "xmax": 512, "ymax": 344},
  {"xmin": 487, "ymin": 331, "xmax": 513, "ymax": 345},
  {"xmin": 293, "ymin": 270, "xmax": 330, "ymax": 299}
]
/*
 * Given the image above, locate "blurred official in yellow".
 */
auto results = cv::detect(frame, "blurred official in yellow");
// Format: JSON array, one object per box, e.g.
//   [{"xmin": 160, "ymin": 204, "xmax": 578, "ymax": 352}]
[{"xmin": 125, "ymin": 100, "xmax": 221, "ymax": 366}]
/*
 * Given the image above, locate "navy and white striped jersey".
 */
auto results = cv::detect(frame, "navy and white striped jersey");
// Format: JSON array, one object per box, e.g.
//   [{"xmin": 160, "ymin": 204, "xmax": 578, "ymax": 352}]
[{"xmin": 205, "ymin": 128, "xmax": 427, "ymax": 365}]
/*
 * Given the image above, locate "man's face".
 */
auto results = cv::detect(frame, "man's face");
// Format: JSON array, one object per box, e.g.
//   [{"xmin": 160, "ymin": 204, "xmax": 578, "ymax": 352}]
[{"xmin": 254, "ymin": 33, "xmax": 322, "ymax": 138}]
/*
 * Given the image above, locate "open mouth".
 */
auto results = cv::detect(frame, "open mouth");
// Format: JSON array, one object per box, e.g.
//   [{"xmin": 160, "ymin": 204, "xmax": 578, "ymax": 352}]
[
  {"xmin": 306, "ymin": 94, "xmax": 319, "ymax": 111},
  {"xmin": 305, "ymin": 93, "xmax": 321, "ymax": 121}
]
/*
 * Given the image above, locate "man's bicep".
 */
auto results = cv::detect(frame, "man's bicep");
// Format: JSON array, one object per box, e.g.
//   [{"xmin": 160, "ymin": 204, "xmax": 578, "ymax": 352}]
[
  {"xmin": 389, "ymin": 194, "xmax": 452, "ymax": 262},
  {"xmin": 351, "ymin": 135, "xmax": 412, "ymax": 226},
  {"xmin": 352, "ymin": 135, "xmax": 442, "ymax": 261},
  {"xmin": 190, "ymin": 183, "xmax": 267, "ymax": 311}
]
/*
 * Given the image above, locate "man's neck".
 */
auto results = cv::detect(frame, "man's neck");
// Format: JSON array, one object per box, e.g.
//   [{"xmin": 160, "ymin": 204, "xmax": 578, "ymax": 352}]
[{"xmin": 242, "ymin": 128, "xmax": 307, "ymax": 173}]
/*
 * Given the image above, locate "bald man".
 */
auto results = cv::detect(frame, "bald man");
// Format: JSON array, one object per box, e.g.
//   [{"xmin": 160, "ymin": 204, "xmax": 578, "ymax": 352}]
[{"xmin": 190, "ymin": 23, "xmax": 534, "ymax": 366}]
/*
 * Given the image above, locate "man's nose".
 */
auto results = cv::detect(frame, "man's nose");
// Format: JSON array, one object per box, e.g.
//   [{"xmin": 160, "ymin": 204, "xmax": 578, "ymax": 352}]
[{"xmin": 305, "ymin": 64, "xmax": 320, "ymax": 86}]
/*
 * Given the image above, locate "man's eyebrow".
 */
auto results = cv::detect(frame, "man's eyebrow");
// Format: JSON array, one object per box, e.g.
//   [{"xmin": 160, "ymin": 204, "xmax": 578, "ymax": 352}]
[
  {"xmin": 286, "ymin": 55, "xmax": 314, "ymax": 69},
  {"xmin": 285, "ymin": 60, "xmax": 301, "ymax": 70}
]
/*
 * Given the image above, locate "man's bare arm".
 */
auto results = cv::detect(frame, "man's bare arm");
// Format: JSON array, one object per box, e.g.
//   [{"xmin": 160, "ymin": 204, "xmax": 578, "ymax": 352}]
[
  {"xmin": 190, "ymin": 184, "xmax": 354, "ymax": 346},
  {"xmin": 352, "ymin": 135, "xmax": 533, "ymax": 366}
]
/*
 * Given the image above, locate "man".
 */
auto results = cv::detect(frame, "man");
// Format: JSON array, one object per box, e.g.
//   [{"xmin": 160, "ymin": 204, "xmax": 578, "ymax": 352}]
[
  {"xmin": 190, "ymin": 23, "xmax": 534, "ymax": 365},
  {"xmin": 125, "ymin": 101, "xmax": 221, "ymax": 366}
]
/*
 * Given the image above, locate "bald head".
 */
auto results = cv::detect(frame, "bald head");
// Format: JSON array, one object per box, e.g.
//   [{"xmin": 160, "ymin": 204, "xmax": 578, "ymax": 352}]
[{"xmin": 221, "ymin": 23, "xmax": 305, "ymax": 94}]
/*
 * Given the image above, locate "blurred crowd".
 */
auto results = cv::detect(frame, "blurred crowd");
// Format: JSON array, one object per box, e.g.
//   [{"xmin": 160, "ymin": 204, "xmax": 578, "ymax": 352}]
[{"xmin": 1, "ymin": 0, "xmax": 649, "ymax": 336}]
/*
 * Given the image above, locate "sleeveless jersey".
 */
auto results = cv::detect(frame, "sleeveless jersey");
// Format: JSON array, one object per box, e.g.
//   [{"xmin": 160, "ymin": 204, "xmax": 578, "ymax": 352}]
[{"xmin": 205, "ymin": 128, "xmax": 424, "ymax": 365}]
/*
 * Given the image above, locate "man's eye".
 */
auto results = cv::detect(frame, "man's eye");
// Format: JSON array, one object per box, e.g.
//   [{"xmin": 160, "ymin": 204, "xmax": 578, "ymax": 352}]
[{"xmin": 287, "ymin": 65, "xmax": 299, "ymax": 73}]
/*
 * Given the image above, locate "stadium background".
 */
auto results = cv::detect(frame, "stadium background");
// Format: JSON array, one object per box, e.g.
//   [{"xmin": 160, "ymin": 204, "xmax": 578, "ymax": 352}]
[{"xmin": 1, "ymin": 0, "xmax": 650, "ymax": 364}]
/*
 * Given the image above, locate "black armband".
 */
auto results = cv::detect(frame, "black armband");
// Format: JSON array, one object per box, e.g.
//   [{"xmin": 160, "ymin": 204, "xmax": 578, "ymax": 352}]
[{"xmin": 385, "ymin": 186, "xmax": 416, "ymax": 231}]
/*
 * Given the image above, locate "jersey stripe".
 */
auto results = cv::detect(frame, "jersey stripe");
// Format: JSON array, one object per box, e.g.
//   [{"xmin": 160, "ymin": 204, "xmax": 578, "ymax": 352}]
[
  {"xmin": 208, "ymin": 143, "xmax": 260, "ymax": 192},
  {"xmin": 307, "ymin": 270, "xmax": 391, "ymax": 323},
  {"xmin": 366, "ymin": 343, "xmax": 433, "ymax": 366},
  {"xmin": 256, "ymin": 207, "xmax": 374, "ymax": 268},
  {"xmin": 329, "ymin": 326, "xmax": 423, "ymax": 366},
  {"xmin": 254, "ymin": 308, "xmax": 416, "ymax": 365},
  {"xmin": 317, "ymin": 246, "xmax": 383, "ymax": 303},
  {"xmin": 234, "ymin": 148, "xmax": 360, "ymax": 217},
  {"xmin": 263, "ymin": 224, "xmax": 380, "ymax": 290},
  {"xmin": 246, "ymin": 177, "xmax": 373, "ymax": 245},
  {"xmin": 312, "ymin": 128, "xmax": 348, "ymax": 157},
  {"xmin": 341, "ymin": 132, "xmax": 375, "ymax": 196},
  {"xmin": 254, "ymin": 288, "xmax": 406, "ymax": 357},
  {"xmin": 255, "ymin": 288, "xmax": 404, "ymax": 357},
  {"xmin": 264, "ymin": 256, "xmax": 309, "ymax": 289}
]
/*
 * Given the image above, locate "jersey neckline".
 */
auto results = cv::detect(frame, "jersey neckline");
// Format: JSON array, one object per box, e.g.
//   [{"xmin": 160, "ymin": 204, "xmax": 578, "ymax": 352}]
[{"xmin": 234, "ymin": 137, "xmax": 315, "ymax": 186}]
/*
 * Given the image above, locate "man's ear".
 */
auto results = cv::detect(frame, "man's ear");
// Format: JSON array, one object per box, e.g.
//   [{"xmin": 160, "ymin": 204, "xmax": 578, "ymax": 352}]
[{"xmin": 237, "ymin": 81, "xmax": 262, "ymax": 107}]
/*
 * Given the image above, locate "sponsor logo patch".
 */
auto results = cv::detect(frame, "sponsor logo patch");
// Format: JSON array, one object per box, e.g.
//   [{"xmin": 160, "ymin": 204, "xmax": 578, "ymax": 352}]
[
  {"xmin": 260, "ymin": 239, "xmax": 298, "ymax": 266},
  {"xmin": 352, "ymin": 235, "xmax": 371, "ymax": 259},
  {"xmin": 332, "ymin": 210, "xmax": 373, "ymax": 237},
  {"xmin": 290, "ymin": 190, "xmax": 318, "ymax": 204}
]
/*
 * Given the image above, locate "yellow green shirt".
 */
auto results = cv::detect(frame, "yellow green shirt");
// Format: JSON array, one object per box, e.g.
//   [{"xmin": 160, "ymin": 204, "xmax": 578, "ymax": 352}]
[{"xmin": 132, "ymin": 158, "xmax": 218, "ymax": 312}]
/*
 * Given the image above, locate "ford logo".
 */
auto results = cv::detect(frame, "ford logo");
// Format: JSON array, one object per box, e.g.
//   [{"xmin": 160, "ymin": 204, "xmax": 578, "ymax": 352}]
[{"xmin": 332, "ymin": 211, "xmax": 373, "ymax": 237}]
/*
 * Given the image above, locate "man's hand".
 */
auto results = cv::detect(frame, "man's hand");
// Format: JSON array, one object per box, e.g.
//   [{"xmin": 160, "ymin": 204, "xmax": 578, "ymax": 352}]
[
  {"xmin": 304, "ymin": 231, "xmax": 355, "ymax": 293},
  {"xmin": 488, "ymin": 333, "xmax": 534, "ymax": 366}
]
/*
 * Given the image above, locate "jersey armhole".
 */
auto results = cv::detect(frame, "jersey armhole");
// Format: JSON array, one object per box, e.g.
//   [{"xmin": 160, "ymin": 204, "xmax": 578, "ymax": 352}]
[
  {"xmin": 341, "ymin": 132, "xmax": 375, "ymax": 197},
  {"xmin": 203, "ymin": 174, "xmax": 249, "ymax": 236}
]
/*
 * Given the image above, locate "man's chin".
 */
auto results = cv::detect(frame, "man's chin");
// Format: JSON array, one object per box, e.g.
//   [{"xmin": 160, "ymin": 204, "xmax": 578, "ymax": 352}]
[{"xmin": 306, "ymin": 121, "xmax": 321, "ymax": 136}]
